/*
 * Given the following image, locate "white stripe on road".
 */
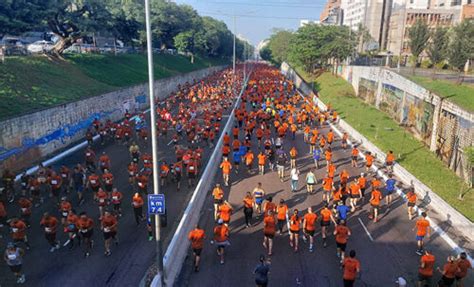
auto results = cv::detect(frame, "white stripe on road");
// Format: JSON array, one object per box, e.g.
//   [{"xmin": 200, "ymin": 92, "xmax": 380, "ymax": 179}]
[
  {"xmin": 167, "ymin": 140, "xmax": 174, "ymax": 146},
  {"xmin": 358, "ymin": 217, "xmax": 374, "ymax": 242}
]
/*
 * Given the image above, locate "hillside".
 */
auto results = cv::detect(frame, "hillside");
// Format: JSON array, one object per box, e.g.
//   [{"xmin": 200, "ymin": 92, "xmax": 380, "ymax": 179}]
[{"xmin": 0, "ymin": 54, "xmax": 228, "ymax": 120}]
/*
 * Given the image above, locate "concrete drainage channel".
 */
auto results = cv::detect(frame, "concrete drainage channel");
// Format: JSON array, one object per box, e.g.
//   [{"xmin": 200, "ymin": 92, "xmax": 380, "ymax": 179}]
[
  {"xmin": 294, "ymin": 86, "xmax": 474, "ymax": 266},
  {"xmin": 144, "ymin": 70, "xmax": 253, "ymax": 287}
]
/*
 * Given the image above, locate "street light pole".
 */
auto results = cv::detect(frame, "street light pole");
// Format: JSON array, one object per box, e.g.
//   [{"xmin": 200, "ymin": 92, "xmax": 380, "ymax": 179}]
[
  {"xmin": 233, "ymin": 15, "xmax": 236, "ymax": 75},
  {"xmin": 144, "ymin": 0, "xmax": 164, "ymax": 285}
]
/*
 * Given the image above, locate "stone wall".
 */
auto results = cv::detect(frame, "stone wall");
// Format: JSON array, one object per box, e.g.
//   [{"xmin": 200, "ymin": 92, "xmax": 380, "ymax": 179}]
[
  {"xmin": 0, "ymin": 66, "xmax": 224, "ymax": 173},
  {"xmin": 339, "ymin": 65, "xmax": 473, "ymax": 184}
]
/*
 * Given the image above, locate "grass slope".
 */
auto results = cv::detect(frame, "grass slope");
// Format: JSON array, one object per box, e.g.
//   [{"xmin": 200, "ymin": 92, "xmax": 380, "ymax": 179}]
[
  {"xmin": 407, "ymin": 76, "xmax": 474, "ymax": 112},
  {"xmin": 0, "ymin": 54, "xmax": 227, "ymax": 120},
  {"xmin": 300, "ymin": 70, "xmax": 473, "ymax": 221}
]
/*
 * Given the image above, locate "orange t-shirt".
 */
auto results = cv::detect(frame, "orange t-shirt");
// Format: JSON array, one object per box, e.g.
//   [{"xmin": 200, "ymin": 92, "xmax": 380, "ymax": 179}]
[
  {"xmin": 416, "ymin": 218, "xmax": 430, "ymax": 236},
  {"xmin": 343, "ymin": 258, "xmax": 360, "ymax": 280},
  {"xmin": 219, "ymin": 204, "xmax": 232, "ymax": 222},
  {"xmin": 277, "ymin": 204, "xmax": 288, "ymax": 220},
  {"xmin": 258, "ymin": 154, "xmax": 266, "ymax": 165},
  {"xmin": 289, "ymin": 215, "xmax": 301, "ymax": 232},
  {"xmin": 335, "ymin": 225, "xmax": 350, "ymax": 244},
  {"xmin": 350, "ymin": 183, "xmax": 361, "ymax": 196},
  {"xmin": 419, "ymin": 254, "xmax": 435, "ymax": 276},
  {"xmin": 213, "ymin": 187, "xmax": 224, "ymax": 200},
  {"xmin": 321, "ymin": 208, "xmax": 331, "ymax": 222},
  {"xmin": 214, "ymin": 225, "xmax": 229, "ymax": 242},
  {"xmin": 220, "ymin": 161, "xmax": 232, "ymax": 174},
  {"xmin": 188, "ymin": 229, "xmax": 205, "ymax": 249},
  {"xmin": 243, "ymin": 197, "xmax": 253, "ymax": 209},
  {"xmin": 263, "ymin": 216, "xmax": 276, "ymax": 235},
  {"xmin": 370, "ymin": 190, "xmax": 382, "ymax": 206},
  {"xmin": 304, "ymin": 213, "xmax": 317, "ymax": 231}
]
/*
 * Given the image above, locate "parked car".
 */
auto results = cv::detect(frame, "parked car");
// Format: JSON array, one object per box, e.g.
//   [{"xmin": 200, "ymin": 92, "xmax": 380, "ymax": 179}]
[{"xmin": 27, "ymin": 40, "xmax": 54, "ymax": 53}]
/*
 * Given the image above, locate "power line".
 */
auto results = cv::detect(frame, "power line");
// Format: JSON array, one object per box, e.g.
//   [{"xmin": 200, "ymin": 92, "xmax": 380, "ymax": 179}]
[
  {"xmin": 198, "ymin": 1, "xmax": 326, "ymax": 8},
  {"xmin": 200, "ymin": 11, "xmax": 320, "ymax": 20}
]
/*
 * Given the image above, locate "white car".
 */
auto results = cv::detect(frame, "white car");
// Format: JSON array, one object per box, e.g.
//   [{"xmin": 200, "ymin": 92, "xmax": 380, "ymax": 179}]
[{"xmin": 27, "ymin": 40, "xmax": 54, "ymax": 53}]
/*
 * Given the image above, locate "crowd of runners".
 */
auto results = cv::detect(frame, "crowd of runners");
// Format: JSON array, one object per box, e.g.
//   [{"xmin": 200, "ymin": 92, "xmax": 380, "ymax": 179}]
[
  {"xmin": 187, "ymin": 64, "xmax": 471, "ymax": 287},
  {"xmin": 0, "ymin": 67, "xmax": 244, "ymax": 284}
]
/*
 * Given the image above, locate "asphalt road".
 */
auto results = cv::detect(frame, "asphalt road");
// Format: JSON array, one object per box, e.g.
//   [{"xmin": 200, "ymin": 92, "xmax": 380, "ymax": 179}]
[
  {"xmin": 177, "ymin": 75, "xmax": 473, "ymax": 286},
  {"xmin": 0, "ymin": 68, "xmax": 245, "ymax": 287}
]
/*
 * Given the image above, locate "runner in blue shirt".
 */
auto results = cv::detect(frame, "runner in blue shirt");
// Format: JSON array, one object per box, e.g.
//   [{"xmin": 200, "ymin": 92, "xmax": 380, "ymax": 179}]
[
  {"xmin": 385, "ymin": 174, "xmax": 396, "ymax": 207},
  {"xmin": 313, "ymin": 148, "xmax": 322, "ymax": 169},
  {"xmin": 336, "ymin": 201, "xmax": 350, "ymax": 221},
  {"xmin": 233, "ymin": 150, "xmax": 241, "ymax": 174}
]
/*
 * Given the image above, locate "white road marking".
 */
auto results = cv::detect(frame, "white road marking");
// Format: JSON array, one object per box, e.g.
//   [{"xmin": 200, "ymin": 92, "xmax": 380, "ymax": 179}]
[
  {"xmin": 167, "ymin": 139, "xmax": 174, "ymax": 146},
  {"xmin": 358, "ymin": 217, "xmax": 374, "ymax": 242}
]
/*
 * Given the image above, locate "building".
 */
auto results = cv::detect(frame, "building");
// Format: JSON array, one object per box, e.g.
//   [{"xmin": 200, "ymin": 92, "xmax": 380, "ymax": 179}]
[
  {"xmin": 461, "ymin": 3, "xmax": 474, "ymax": 19},
  {"xmin": 387, "ymin": 3, "xmax": 464, "ymax": 56},
  {"xmin": 299, "ymin": 20, "xmax": 320, "ymax": 27},
  {"xmin": 320, "ymin": 0, "xmax": 343, "ymax": 25},
  {"xmin": 341, "ymin": 0, "xmax": 393, "ymax": 49}
]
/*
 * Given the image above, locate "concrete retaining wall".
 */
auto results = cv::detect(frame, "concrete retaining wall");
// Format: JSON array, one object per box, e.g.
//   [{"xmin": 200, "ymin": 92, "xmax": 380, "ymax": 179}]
[
  {"xmin": 0, "ymin": 66, "xmax": 224, "ymax": 173},
  {"xmin": 338, "ymin": 65, "xmax": 473, "ymax": 185},
  {"xmin": 281, "ymin": 62, "xmax": 474, "ymax": 243}
]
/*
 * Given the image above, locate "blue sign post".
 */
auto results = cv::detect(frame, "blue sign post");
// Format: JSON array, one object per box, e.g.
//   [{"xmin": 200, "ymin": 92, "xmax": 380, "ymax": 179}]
[{"xmin": 148, "ymin": 194, "xmax": 165, "ymax": 215}]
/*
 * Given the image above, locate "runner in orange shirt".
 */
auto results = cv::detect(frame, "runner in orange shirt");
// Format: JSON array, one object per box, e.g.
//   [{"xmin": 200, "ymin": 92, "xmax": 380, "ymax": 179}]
[
  {"xmin": 334, "ymin": 220, "xmax": 351, "ymax": 262},
  {"xmin": 244, "ymin": 150, "xmax": 255, "ymax": 173},
  {"xmin": 263, "ymin": 210, "xmax": 276, "ymax": 256},
  {"xmin": 342, "ymin": 132, "xmax": 349, "ymax": 150},
  {"xmin": 437, "ymin": 256, "xmax": 460, "ymax": 287},
  {"xmin": 406, "ymin": 189, "xmax": 417, "ymax": 220},
  {"xmin": 220, "ymin": 158, "xmax": 232, "ymax": 186},
  {"xmin": 351, "ymin": 146, "xmax": 359, "ymax": 167},
  {"xmin": 101, "ymin": 210, "xmax": 118, "ymax": 256},
  {"xmin": 289, "ymin": 209, "xmax": 301, "ymax": 252},
  {"xmin": 188, "ymin": 224, "xmax": 205, "ymax": 272},
  {"xmin": 413, "ymin": 212, "xmax": 431, "ymax": 255},
  {"xmin": 385, "ymin": 150, "xmax": 396, "ymax": 172},
  {"xmin": 257, "ymin": 152, "xmax": 266, "ymax": 175},
  {"xmin": 302, "ymin": 207, "xmax": 317, "ymax": 252},
  {"xmin": 322, "ymin": 176, "xmax": 334, "ymax": 204},
  {"xmin": 349, "ymin": 179, "xmax": 362, "ymax": 212},
  {"xmin": 212, "ymin": 183, "xmax": 224, "ymax": 220},
  {"xmin": 327, "ymin": 129, "xmax": 334, "ymax": 146},
  {"xmin": 243, "ymin": 192, "xmax": 254, "ymax": 227},
  {"xmin": 417, "ymin": 249, "xmax": 435, "ymax": 287},
  {"xmin": 342, "ymin": 250, "xmax": 361, "ymax": 287},
  {"xmin": 218, "ymin": 201, "xmax": 233, "ymax": 225},
  {"xmin": 132, "ymin": 193, "xmax": 144, "ymax": 225},
  {"xmin": 455, "ymin": 252, "xmax": 471, "ymax": 286},
  {"xmin": 325, "ymin": 148, "xmax": 333, "ymax": 167},
  {"xmin": 369, "ymin": 188, "xmax": 382, "ymax": 223},
  {"xmin": 321, "ymin": 204, "xmax": 336, "ymax": 247},
  {"xmin": 276, "ymin": 199, "xmax": 288, "ymax": 235},
  {"xmin": 213, "ymin": 219, "xmax": 230, "ymax": 265},
  {"xmin": 365, "ymin": 151, "xmax": 374, "ymax": 171}
]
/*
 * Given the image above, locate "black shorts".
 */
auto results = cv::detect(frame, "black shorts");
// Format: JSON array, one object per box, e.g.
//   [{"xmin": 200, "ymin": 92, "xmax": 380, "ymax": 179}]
[
  {"xmin": 80, "ymin": 230, "xmax": 93, "ymax": 239},
  {"xmin": 105, "ymin": 185, "xmax": 113, "ymax": 192},
  {"xmin": 290, "ymin": 230, "xmax": 300, "ymax": 235},
  {"xmin": 371, "ymin": 204, "xmax": 379, "ymax": 210},
  {"xmin": 321, "ymin": 220, "xmax": 330, "ymax": 227},
  {"xmin": 336, "ymin": 242, "xmax": 347, "ymax": 251},
  {"xmin": 440, "ymin": 276, "xmax": 455, "ymax": 286},
  {"xmin": 188, "ymin": 173, "xmax": 196, "ymax": 179},
  {"xmin": 351, "ymin": 156, "xmax": 357, "ymax": 161},
  {"xmin": 214, "ymin": 199, "xmax": 223, "ymax": 205},
  {"xmin": 304, "ymin": 229, "xmax": 315, "ymax": 237},
  {"xmin": 408, "ymin": 202, "xmax": 415, "ymax": 207},
  {"xmin": 343, "ymin": 279, "xmax": 355, "ymax": 287},
  {"xmin": 103, "ymin": 231, "xmax": 116, "ymax": 240},
  {"xmin": 418, "ymin": 273, "xmax": 432, "ymax": 282},
  {"xmin": 264, "ymin": 233, "xmax": 275, "ymax": 239},
  {"xmin": 193, "ymin": 248, "xmax": 202, "ymax": 256},
  {"xmin": 9, "ymin": 264, "xmax": 22, "ymax": 273}
]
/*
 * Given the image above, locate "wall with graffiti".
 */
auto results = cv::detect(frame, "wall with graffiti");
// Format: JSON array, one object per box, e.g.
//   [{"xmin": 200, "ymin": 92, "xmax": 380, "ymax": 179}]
[
  {"xmin": 0, "ymin": 66, "xmax": 223, "ymax": 173},
  {"xmin": 357, "ymin": 78, "xmax": 377, "ymax": 105}
]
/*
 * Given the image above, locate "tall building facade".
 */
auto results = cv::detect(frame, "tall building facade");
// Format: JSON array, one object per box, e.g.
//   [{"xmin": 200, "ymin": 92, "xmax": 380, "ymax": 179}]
[{"xmin": 320, "ymin": 0, "xmax": 343, "ymax": 25}]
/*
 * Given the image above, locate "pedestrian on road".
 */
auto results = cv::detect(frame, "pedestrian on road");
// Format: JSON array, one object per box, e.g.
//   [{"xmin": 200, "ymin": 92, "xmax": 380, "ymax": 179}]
[
  {"xmin": 385, "ymin": 174, "xmax": 396, "ymax": 207},
  {"xmin": 4, "ymin": 242, "xmax": 26, "ymax": 284},
  {"xmin": 342, "ymin": 250, "xmax": 360, "ymax": 287},
  {"xmin": 254, "ymin": 255, "xmax": 270, "ymax": 287},
  {"xmin": 253, "ymin": 183, "xmax": 265, "ymax": 218},
  {"xmin": 289, "ymin": 209, "xmax": 301, "ymax": 253},
  {"xmin": 219, "ymin": 158, "xmax": 232, "ymax": 186},
  {"xmin": 436, "ymin": 256, "xmax": 459, "ymax": 287},
  {"xmin": 77, "ymin": 212, "xmax": 94, "ymax": 257},
  {"xmin": 313, "ymin": 146, "xmax": 322, "ymax": 169},
  {"xmin": 257, "ymin": 152, "xmax": 266, "ymax": 175},
  {"xmin": 72, "ymin": 164, "xmax": 86, "ymax": 205},
  {"xmin": 321, "ymin": 204, "xmax": 336, "ymax": 248},
  {"xmin": 414, "ymin": 212, "xmax": 431, "ymax": 255},
  {"xmin": 276, "ymin": 199, "xmax": 288, "ymax": 235},
  {"xmin": 369, "ymin": 188, "xmax": 382, "ymax": 223},
  {"xmin": 188, "ymin": 224, "xmax": 205, "ymax": 272},
  {"xmin": 334, "ymin": 220, "xmax": 351, "ymax": 262},
  {"xmin": 290, "ymin": 167, "xmax": 299, "ymax": 192},
  {"xmin": 263, "ymin": 210, "xmax": 276, "ymax": 256},
  {"xmin": 406, "ymin": 189, "xmax": 417, "ymax": 220},
  {"xmin": 212, "ymin": 184, "xmax": 224, "ymax": 221},
  {"xmin": 243, "ymin": 192, "xmax": 254, "ymax": 227},
  {"xmin": 417, "ymin": 249, "xmax": 435, "ymax": 287},
  {"xmin": 306, "ymin": 169, "xmax": 316, "ymax": 194},
  {"xmin": 101, "ymin": 210, "xmax": 118, "ymax": 256},
  {"xmin": 111, "ymin": 188, "xmax": 123, "ymax": 217},
  {"xmin": 64, "ymin": 210, "xmax": 79, "ymax": 249},
  {"xmin": 132, "ymin": 193, "xmax": 145, "ymax": 225},
  {"xmin": 218, "ymin": 201, "xmax": 233, "ymax": 226},
  {"xmin": 212, "ymin": 219, "xmax": 230, "ymax": 265},
  {"xmin": 302, "ymin": 207, "xmax": 317, "ymax": 252},
  {"xmin": 455, "ymin": 252, "xmax": 471, "ymax": 287},
  {"xmin": 351, "ymin": 146, "xmax": 359, "ymax": 167},
  {"xmin": 9, "ymin": 218, "xmax": 30, "ymax": 249},
  {"xmin": 59, "ymin": 197, "xmax": 72, "ymax": 226},
  {"xmin": 276, "ymin": 149, "xmax": 287, "ymax": 182},
  {"xmin": 40, "ymin": 213, "xmax": 60, "ymax": 253},
  {"xmin": 289, "ymin": 146, "xmax": 297, "ymax": 169}
]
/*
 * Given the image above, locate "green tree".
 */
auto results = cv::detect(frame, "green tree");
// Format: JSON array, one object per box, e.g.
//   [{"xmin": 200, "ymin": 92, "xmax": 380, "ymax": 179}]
[
  {"xmin": 448, "ymin": 19, "xmax": 474, "ymax": 84},
  {"xmin": 408, "ymin": 19, "xmax": 430, "ymax": 73},
  {"xmin": 267, "ymin": 29, "xmax": 293, "ymax": 65},
  {"xmin": 259, "ymin": 45, "xmax": 272, "ymax": 62},
  {"xmin": 174, "ymin": 30, "xmax": 195, "ymax": 63},
  {"xmin": 427, "ymin": 27, "xmax": 448, "ymax": 78}
]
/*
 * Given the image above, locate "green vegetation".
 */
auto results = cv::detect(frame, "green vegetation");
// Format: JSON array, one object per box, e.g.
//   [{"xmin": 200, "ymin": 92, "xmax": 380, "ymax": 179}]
[
  {"xmin": 407, "ymin": 76, "xmax": 474, "ymax": 112},
  {"xmin": 0, "ymin": 54, "xmax": 227, "ymax": 120},
  {"xmin": 300, "ymin": 70, "xmax": 474, "ymax": 220}
]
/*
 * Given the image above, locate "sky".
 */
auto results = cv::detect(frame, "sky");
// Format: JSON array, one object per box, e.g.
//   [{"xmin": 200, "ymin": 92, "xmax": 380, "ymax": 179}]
[{"xmin": 174, "ymin": 0, "xmax": 326, "ymax": 46}]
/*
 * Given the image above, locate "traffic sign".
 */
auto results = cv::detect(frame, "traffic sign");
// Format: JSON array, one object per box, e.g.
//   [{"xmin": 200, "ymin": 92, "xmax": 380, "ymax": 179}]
[{"xmin": 148, "ymin": 194, "xmax": 165, "ymax": 215}]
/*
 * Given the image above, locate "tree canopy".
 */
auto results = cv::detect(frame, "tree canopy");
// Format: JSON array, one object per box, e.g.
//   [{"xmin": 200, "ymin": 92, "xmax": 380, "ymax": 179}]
[{"xmin": 0, "ymin": 0, "xmax": 248, "ymax": 59}]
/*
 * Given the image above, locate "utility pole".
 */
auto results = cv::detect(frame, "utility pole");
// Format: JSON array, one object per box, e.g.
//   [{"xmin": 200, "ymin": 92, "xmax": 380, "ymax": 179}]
[
  {"xmin": 144, "ymin": 0, "xmax": 164, "ymax": 285},
  {"xmin": 233, "ymin": 15, "xmax": 236, "ymax": 75}
]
